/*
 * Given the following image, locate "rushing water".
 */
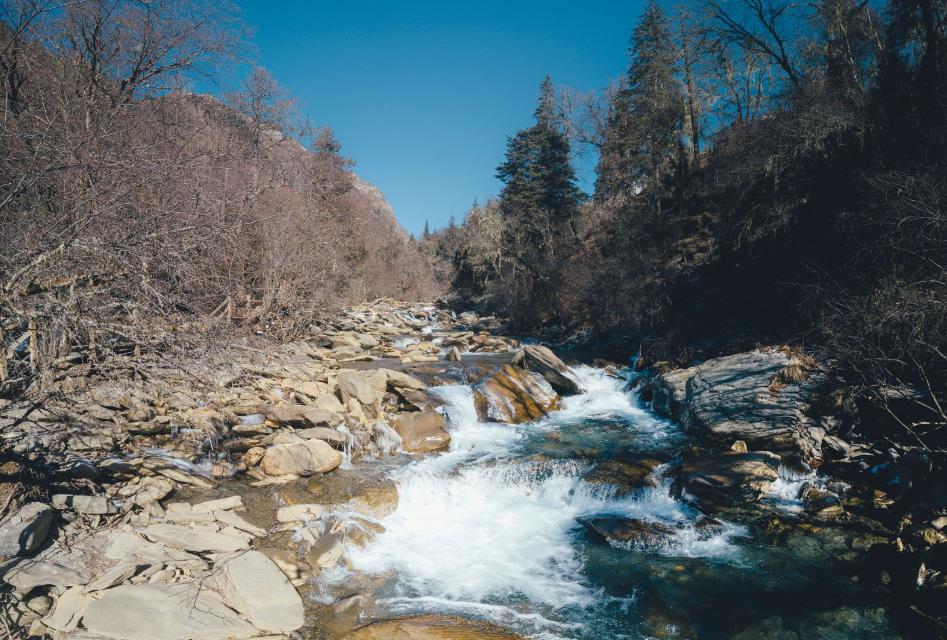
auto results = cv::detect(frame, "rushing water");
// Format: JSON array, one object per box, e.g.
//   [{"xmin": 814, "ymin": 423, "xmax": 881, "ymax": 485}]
[{"xmin": 314, "ymin": 365, "xmax": 903, "ymax": 639}]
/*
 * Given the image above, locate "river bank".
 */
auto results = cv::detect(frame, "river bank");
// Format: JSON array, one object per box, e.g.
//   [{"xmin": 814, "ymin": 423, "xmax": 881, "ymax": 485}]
[{"xmin": 0, "ymin": 300, "xmax": 942, "ymax": 639}]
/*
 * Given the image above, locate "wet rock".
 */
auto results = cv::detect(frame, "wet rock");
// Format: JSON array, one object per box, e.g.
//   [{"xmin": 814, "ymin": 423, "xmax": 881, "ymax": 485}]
[
  {"xmin": 349, "ymin": 615, "xmax": 522, "ymax": 639},
  {"xmin": 580, "ymin": 517, "xmax": 676, "ymax": 547},
  {"xmin": 513, "ymin": 345, "xmax": 584, "ymax": 395},
  {"xmin": 392, "ymin": 410, "xmax": 451, "ymax": 453},
  {"xmin": 81, "ymin": 583, "xmax": 260, "ymax": 640},
  {"xmin": 0, "ymin": 502, "xmax": 55, "ymax": 556},
  {"xmin": 581, "ymin": 457, "xmax": 664, "ymax": 496},
  {"xmin": 261, "ymin": 439, "xmax": 343, "ymax": 476},
  {"xmin": 473, "ymin": 365, "xmax": 559, "ymax": 424},
  {"xmin": 679, "ymin": 451, "xmax": 780, "ymax": 512},
  {"xmin": 446, "ymin": 346, "xmax": 462, "ymax": 362},
  {"xmin": 209, "ymin": 550, "xmax": 304, "ymax": 633},
  {"xmin": 307, "ymin": 532, "xmax": 344, "ymax": 568}
]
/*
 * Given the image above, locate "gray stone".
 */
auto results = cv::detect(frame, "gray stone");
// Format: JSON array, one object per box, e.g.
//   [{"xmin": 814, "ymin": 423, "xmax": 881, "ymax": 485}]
[
  {"xmin": 0, "ymin": 502, "xmax": 54, "ymax": 556},
  {"xmin": 81, "ymin": 583, "xmax": 259, "ymax": 640},
  {"xmin": 140, "ymin": 523, "xmax": 251, "ymax": 553},
  {"xmin": 209, "ymin": 550, "xmax": 304, "ymax": 633},
  {"xmin": 51, "ymin": 494, "xmax": 117, "ymax": 515}
]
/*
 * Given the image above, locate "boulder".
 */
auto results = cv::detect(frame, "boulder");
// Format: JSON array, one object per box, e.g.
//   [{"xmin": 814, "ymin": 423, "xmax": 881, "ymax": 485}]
[
  {"xmin": 473, "ymin": 365, "xmax": 559, "ymax": 424},
  {"xmin": 513, "ymin": 345, "xmax": 584, "ymax": 395},
  {"xmin": 580, "ymin": 517, "xmax": 676, "ymax": 547},
  {"xmin": 81, "ymin": 584, "xmax": 259, "ymax": 640},
  {"xmin": 648, "ymin": 366, "xmax": 697, "ymax": 421},
  {"xmin": 446, "ymin": 346, "xmax": 462, "ymax": 362},
  {"xmin": 681, "ymin": 350, "xmax": 827, "ymax": 462},
  {"xmin": 0, "ymin": 502, "xmax": 54, "ymax": 556},
  {"xmin": 209, "ymin": 550, "xmax": 304, "ymax": 633},
  {"xmin": 392, "ymin": 411, "xmax": 451, "ymax": 453},
  {"xmin": 678, "ymin": 451, "xmax": 781, "ymax": 512},
  {"xmin": 261, "ymin": 439, "xmax": 344, "ymax": 476}
]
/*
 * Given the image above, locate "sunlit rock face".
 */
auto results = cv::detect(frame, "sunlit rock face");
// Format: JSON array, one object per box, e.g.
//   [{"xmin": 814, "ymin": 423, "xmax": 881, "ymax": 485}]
[{"xmin": 473, "ymin": 364, "xmax": 560, "ymax": 423}]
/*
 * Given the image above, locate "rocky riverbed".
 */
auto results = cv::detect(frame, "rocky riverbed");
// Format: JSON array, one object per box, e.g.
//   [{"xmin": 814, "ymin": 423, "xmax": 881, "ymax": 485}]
[{"xmin": 0, "ymin": 301, "xmax": 942, "ymax": 639}]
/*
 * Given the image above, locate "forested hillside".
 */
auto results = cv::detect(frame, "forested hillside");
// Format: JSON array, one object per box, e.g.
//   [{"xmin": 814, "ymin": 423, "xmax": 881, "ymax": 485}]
[
  {"xmin": 0, "ymin": 0, "xmax": 433, "ymax": 395},
  {"xmin": 432, "ymin": 0, "xmax": 947, "ymax": 450}
]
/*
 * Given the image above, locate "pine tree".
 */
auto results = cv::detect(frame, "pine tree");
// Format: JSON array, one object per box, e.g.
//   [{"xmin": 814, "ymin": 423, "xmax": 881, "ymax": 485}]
[
  {"xmin": 494, "ymin": 75, "xmax": 583, "ymax": 325},
  {"xmin": 496, "ymin": 75, "xmax": 581, "ymax": 233},
  {"xmin": 422, "ymin": 220, "xmax": 431, "ymax": 240},
  {"xmin": 595, "ymin": 0, "xmax": 683, "ymax": 208}
]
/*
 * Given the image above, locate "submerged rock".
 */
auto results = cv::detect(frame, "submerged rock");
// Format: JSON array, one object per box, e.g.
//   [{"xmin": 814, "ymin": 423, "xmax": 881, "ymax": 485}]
[
  {"xmin": 679, "ymin": 451, "xmax": 780, "ymax": 512},
  {"xmin": 473, "ymin": 365, "xmax": 559, "ymax": 424},
  {"xmin": 512, "ymin": 345, "xmax": 584, "ymax": 395},
  {"xmin": 580, "ymin": 517, "xmax": 677, "ymax": 547},
  {"xmin": 581, "ymin": 456, "xmax": 664, "ymax": 496},
  {"xmin": 392, "ymin": 410, "xmax": 451, "ymax": 452}
]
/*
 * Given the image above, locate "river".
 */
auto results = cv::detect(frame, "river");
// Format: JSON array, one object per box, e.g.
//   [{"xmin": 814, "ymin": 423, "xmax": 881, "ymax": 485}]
[{"xmin": 258, "ymin": 361, "xmax": 905, "ymax": 639}]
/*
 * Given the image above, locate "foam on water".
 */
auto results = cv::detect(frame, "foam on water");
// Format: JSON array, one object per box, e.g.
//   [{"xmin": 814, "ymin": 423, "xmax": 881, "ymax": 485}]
[{"xmin": 340, "ymin": 365, "xmax": 747, "ymax": 637}]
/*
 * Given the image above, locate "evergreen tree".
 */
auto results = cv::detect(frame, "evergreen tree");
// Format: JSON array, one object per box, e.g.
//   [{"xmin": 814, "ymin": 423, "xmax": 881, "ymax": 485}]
[
  {"xmin": 494, "ymin": 75, "xmax": 582, "ymax": 325},
  {"xmin": 596, "ymin": 0, "xmax": 684, "ymax": 208},
  {"xmin": 422, "ymin": 220, "xmax": 431, "ymax": 240},
  {"xmin": 496, "ymin": 75, "xmax": 581, "ymax": 234}
]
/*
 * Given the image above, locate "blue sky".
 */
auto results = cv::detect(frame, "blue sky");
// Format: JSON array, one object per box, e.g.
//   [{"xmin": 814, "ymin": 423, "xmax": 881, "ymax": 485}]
[{"xmin": 232, "ymin": 0, "xmax": 653, "ymax": 235}]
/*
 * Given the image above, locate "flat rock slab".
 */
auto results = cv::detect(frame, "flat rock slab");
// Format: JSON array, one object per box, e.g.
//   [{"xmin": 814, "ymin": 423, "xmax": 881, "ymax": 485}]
[
  {"xmin": 81, "ymin": 584, "xmax": 260, "ymax": 640},
  {"xmin": 209, "ymin": 550, "xmax": 304, "ymax": 633},
  {"xmin": 140, "ymin": 523, "xmax": 251, "ymax": 553},
  {"xmin": 0, "ymin": 502, "xmax": 54, "ymax": 556}
]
